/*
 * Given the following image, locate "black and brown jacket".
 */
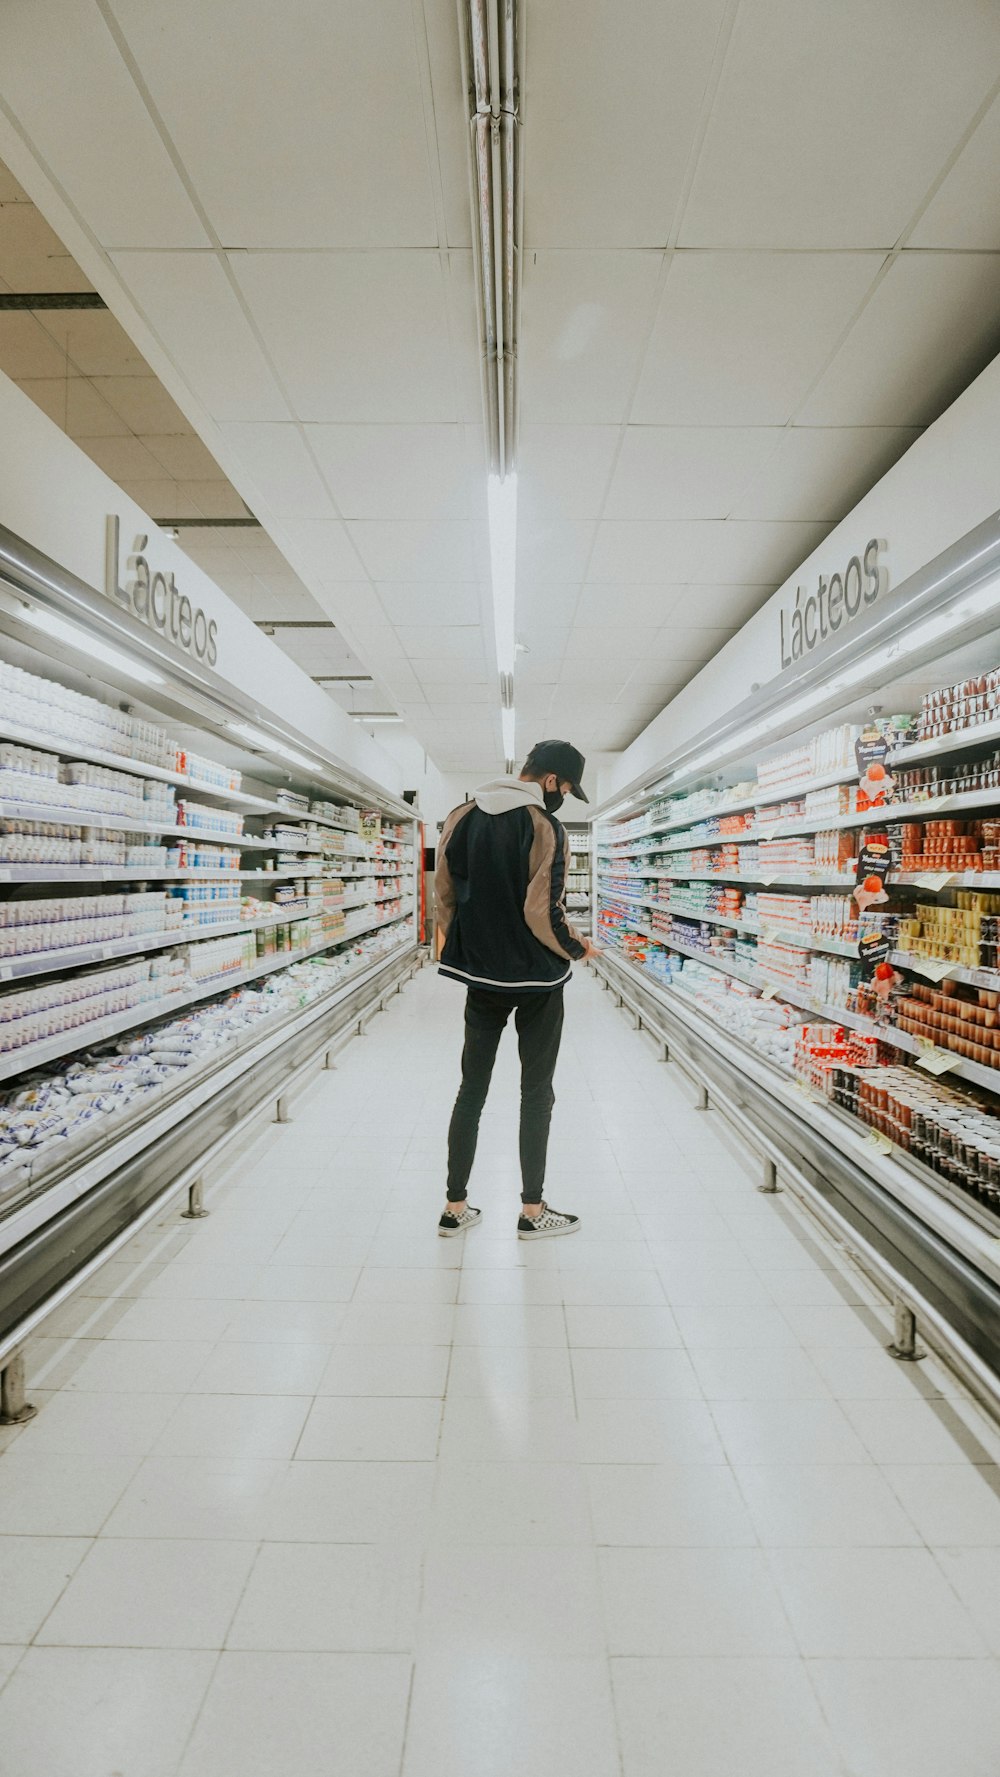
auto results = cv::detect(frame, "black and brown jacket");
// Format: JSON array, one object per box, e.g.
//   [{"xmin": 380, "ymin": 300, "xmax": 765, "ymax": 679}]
[{"xmin": 435, "ymin": 778, "xmax": 587, "ymax": 993}]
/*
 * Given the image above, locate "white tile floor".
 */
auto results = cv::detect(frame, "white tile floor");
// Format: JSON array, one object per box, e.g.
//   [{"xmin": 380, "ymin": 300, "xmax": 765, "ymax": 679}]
[{"xmin": 3, "ymin": 964, "xmax": 1000, "ymax": 1774}]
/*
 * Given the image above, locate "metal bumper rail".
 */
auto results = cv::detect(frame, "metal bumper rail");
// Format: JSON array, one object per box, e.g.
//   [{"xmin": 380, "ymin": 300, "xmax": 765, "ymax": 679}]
[
  {"xmin": 0, "ymin": 946, "xmax": 425, "ymax": 1423},
  {"xmin": 591, "ymin": 951, "xmax": 1000, "ymax": 1425}
]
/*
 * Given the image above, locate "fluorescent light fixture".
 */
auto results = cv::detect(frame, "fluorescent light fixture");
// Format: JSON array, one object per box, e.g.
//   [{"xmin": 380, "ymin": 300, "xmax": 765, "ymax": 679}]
[
  {"xmin": 501, "ymin": 705, "xmax": 516, "ymax": 760},
  {"xmin": 227, "ymin": 719, "xmax": 319, "ymax": 772},
  {"xmin": 19, "ymin": 604, "xmax": 166, "ymax": 687},
  {"xmin": 352, "ymin": 713, "xmax": 404, "ymax": 724},
  {"xmin": 488, "ymin": 472, "xmax": 518, "ymax": 677}
]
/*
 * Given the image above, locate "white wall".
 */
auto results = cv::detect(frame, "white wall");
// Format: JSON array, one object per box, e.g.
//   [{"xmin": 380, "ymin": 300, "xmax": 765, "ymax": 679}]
[
  {"xmin": 608, "ymin": 345, "xmax": 1000, "ymax": 802},
  {"xmin": 362, "ymin": 727, "xmax": 453, "ymax": 827},
  {"xmin": 0, "ymin": 370, "xmax": 407, "ymax": 801}
]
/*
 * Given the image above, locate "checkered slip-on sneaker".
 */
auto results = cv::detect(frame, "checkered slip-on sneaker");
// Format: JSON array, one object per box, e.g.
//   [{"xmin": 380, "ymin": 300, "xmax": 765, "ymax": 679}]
[
  {"xmin": 438, "ymin": 1203, "xmax": 483, "ymax": 1238},
  {"xmin": 517, "ymin": 1202, "xmax": 580, "ymax": 1240}
]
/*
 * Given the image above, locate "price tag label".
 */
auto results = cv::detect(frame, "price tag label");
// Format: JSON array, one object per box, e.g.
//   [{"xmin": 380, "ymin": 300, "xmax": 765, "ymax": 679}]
[
  {"xmin": 0, "ymin": 966, "xmax": 11, "ymax": 982},
  {"xmin": 759, "ymin": 874, "xmax": 776, "ymax": 886},
  {"xmin": 809, "ymin": 995, "xmax": 825, "ymax": 1014},
  {"xmin": 866, "ymin": 1130, "xmax": 894, "ymax": 1155},
  {"xmin": 914, "ymin": 958, "xmax": 958, "ymax": 983},
  {"xmin": 794, "ymin": 1078, "xmax": 821, "ymax": 1103},
  {"xmin": 0, "ymin": 870, "xmax": 9, "ymax": 884},
  {"xmin": 761, "ymin": 981, "xmax": 780, "ymax": 1000},
  {"xmin": 915, "ymin": 1036, "xmax": 962, "ymax": 1076},
  {"xmin": 913, "ymin": 872, "xmax": 955, "ymax": 891}
]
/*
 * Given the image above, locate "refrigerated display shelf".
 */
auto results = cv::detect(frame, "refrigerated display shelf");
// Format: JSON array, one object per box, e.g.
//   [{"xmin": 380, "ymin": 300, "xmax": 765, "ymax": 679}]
[
  {"xmin": 0, "ymin": 865, "xmax": 322, "ymax": 885},
  {"xmin": 0, "ymin": 908, "xmax": 413, "ymax": 1084},
  {"xmin": 0, "ymin": 905, "xmax": 327, "ymax": 983},
  {"xmin": 609, "ymin": 911, "xmax": 1000, "ymax": 1094},
  {"xmin": 597, "ymin": 944, "xmax": 1000, "ymax": 1276},
  {"xmin": 0, "ymin": 715, "xmax": 275, "ymax": 809},
  {"xmin": 628, "ymin": 922, "xmax": 757, "ymax": 987},
  {"xmin": 604, "ymin": 722, "xmax": 1000, "ymax": 849},
  {"xmin": 0, "ymin": 798, "xmax": 251, "ymax": 843},
  {"xmin": 0, "ymin": 939, "xmax": 419, "ymax": 1324},
  {"xmin": 601, "ymin": 869, "xmax": 857, "ymax": 890}
]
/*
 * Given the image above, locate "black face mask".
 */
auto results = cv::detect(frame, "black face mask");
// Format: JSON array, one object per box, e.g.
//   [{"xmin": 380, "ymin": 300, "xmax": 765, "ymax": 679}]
[{"xmin": 543, "ymin": 787, "xmax": 564, "ymax": 815}]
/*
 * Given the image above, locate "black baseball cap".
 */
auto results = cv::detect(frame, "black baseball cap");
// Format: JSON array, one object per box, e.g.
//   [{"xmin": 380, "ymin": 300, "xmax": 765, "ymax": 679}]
[{"xmin": 524, "ymin": 739, "xmax": 588, "ymax": 803}]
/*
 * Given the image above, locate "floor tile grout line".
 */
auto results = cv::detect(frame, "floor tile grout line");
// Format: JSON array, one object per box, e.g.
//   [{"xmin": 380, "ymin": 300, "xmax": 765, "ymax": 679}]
[{"xmin": 169, "ymin": 1646, "xmax": 224, "ymax": 1777}]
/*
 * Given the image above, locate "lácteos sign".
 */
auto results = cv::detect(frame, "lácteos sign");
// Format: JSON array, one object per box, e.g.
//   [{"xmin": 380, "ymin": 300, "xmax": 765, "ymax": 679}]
[
  {"xmin": 104, "ymin": 515, "xmax": 219, "ymax": 667},
  {"xmin": 780, "ymin": 538, "xmax": 887, "ymax": 670}
]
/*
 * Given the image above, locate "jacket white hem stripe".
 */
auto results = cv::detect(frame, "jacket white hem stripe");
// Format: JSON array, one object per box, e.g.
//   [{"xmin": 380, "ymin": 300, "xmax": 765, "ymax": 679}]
[{"xmin": 437, "ymin": 962, "xmax": 572, "ymax": 989}]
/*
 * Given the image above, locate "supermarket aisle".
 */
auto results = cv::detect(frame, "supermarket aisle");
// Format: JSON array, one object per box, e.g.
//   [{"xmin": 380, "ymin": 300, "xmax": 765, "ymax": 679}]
[{"xmin": 3, "ymin": 966, "xmax": 1000, "ymax": 1777}]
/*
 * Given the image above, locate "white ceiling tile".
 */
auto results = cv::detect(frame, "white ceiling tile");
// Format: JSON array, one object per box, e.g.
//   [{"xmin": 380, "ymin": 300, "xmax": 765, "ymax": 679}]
[
  {"xmin": 516, "ymin": 520, "xmax": 597, "ymax": 582},
  {"xmin": 307, "ymin": 423, "xmax": 475, "ymax": 520},
  {"xmin": 89, "ymin": 376, "xmax": 189, "ymax": 434},
  {"xmin": 413, "ymin": 681, "xmax": 494, "ymax": 706},
  {"xmin": 347, "ymin": 521, "xmax": 481, "ymax": 581},
  {"xmin": 515, "ymin": 583, "xmax": 582, "ymax": 629},
  {"xmin": 217, "ymin": 422, "xmax": 335, "ymax": 519},
  {"xmin": 444, "ymin": 254, "xmax": 489, "ymax": 425},
  {"xmin": 394, "ymin": 626, "xmax": 488, "ymax": 670},
  {"xmin": 108, "ymin": 0, "xmax": 437, "ymax": 249},
  {"xmin": 362, "ymin": 657, "xmax": 422, "ymax": 703},
  {"xmin": 649, "ymin": 625, "xmax": 737, "ymax": 664},
  {"xmin": 111, "ymin": 251, "xmax": 290, "ymax": 421},
  {"xmin": 517, "ymin": 424, "xmax": 620, "ymax": 522},
  {"xmin": 515, "ymin": 625, "xmax": 572, "ymax": 662},
  {"xmin": 231, "ymin": 251, "xmax": 460, "ymax": 423},
  {"xmin": 633, "ymin": 252, "xmax": 881, "ymax": 425},
  {"xmin": 563, "ymin": 625, "xmax": 659, "ymax": 661},
  {"xmin": 0, "ymin": 0, "xmax": 209, "ymax": 247},
  {"xmin": 199, "ymin": 570, "xmax": 261, "ymax": 612},
  {"xmin": 119, "ymin": 480, "xmax": 202, "ymax": 519},
  {"xmin": 274, "ymin": 629, "xmax": 361, "ymax": 676},
  {"xmin": 797, "ymin": 252, "xmax": 1000, "ymax": 426},
  {"xmin": 520, "ymin": 251, "xmax": 664, "ymax": 423},
  {"xmin": 730, "ymin": 425, "xmax": 923, "ymax": 521},
  {"xmin": 660, "ymin": 583, "xmax": 775, "ymax": 627},
  {"xmin": 0, "ymin": 313, "xmax": 70, "ymax": 378},
  {"xmin": 525, "ymin": 0, "xmax": 728, "ymax": 248},
  {"xmin": 76, "ymin": 433, "xmax": 165, "ymax": 480},
  {"xmin": 422, "ymin": 0, "xmax": 473, "ymax": 249},
  {"xmin": 572, "ymin": 584, "xmax": 677, "ymax": 626},
  {"xmin": 37, "ymin": 309, "xmax": 149, "ymax": 377},
  {"xmin": 176, "ymin": 481, "xmax": 250, "ymax": 518},
  {"xmin": 910, "ymin": 97, "xmax": 1000, "ymax": 248},
  {"xmin": 64, "ymin": 378, "xmax": 130, "ymax": 438},
  {"xmin": 605, "ymin": 426, "xmax": 781, "ymax": 520},
  {"xmin": 0, "ymin": 200, "xmax": 91, "ymax": 291},
  {"xmin": 252, "ymin": 580, "xmax": 326, "ymax": 622},
  {"xmin": 376, "ymin": 583, "xmax": 482, "ymax": 626},
  {"xmin": 13, "ymin": 377, "xmax": 69, "ymax": 427},
  {"xmin": 517, "ymin": 653, "xmax": 565, "ymax": 686},
  {"xmin": 140, "ymin": 434, "xmax": 225, "ymax": 481},
  {"xmin": 275, "ymin": 519, "xmax": 366, "ymax": 581},
  {"xmin": 588, "ymin": 519, "xmax": 830, "ymax": 585},
  {"xmin": 680, "ymin": 0, "xmax": 1000, "ymax": 248}
]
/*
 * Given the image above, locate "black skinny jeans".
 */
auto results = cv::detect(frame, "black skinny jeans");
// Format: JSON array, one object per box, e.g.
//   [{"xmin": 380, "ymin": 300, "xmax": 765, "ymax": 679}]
[{"xmin": 447, "ymin": 985, "xmax": 565, "ymax": 1204}]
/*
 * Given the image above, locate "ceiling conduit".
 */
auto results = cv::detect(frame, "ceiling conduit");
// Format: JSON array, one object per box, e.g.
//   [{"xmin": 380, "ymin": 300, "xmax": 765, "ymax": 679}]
[{"xmin": 462, "ymin": 0, "xmax": 521, "ymax": 478}]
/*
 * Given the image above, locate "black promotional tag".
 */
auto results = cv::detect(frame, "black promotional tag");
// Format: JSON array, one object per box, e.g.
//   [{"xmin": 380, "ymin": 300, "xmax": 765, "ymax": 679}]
[
  {"xmin": 855, "ymin": 725, "xmax": 894, "ymax": 807},
  {"xmin": 858, "ymin": 930, "xmax": 892, "ymax": 977},
  {"xmin": 854, "ymin": 837, "xmax": 892, "ymax": 911}
]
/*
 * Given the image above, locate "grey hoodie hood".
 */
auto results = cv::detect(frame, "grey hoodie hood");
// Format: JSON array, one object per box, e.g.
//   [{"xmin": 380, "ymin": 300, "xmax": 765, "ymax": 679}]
[{"xmin": 473, "ymin": 777, "xmax": 544, "ymax": 816}]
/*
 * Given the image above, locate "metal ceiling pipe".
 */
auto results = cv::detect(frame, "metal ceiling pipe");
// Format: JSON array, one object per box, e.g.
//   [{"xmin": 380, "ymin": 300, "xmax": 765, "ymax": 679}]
[{"xmin": 461, "ymin": 0, "xmax": 521, "ymax": 477}]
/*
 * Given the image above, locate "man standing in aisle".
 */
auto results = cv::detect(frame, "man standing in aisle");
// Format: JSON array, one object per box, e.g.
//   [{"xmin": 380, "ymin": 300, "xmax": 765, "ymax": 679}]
[{"xmin": 435, "ymin": 739, "xmax": 596, "ymax": 1239}]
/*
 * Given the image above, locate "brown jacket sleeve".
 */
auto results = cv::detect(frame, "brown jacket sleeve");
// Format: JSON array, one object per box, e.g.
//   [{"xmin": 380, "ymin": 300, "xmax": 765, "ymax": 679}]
[
  {"xmin": 523, "ymin": 811, "xmax": 587, "ymax": 962},
  {"xmin": 434, "ymin": 802, "xmax": 470, "ymax": 938}
]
